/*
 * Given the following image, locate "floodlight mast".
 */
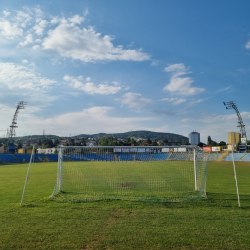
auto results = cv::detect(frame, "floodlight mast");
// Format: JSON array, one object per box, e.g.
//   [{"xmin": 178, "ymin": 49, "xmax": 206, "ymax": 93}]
[
  {"xmin": 223, "ymin": 101, "xmax": 247, "ymax": 152},
  {"xmin": 9, "ymin": 101, "xmax": 27, "ymax": 139}
]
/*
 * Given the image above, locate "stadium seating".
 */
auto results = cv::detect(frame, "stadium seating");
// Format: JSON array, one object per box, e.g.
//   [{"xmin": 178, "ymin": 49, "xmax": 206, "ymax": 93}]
[
  {"xmin": 47, "ymin": 154, "xmax": 58, "ymax": 162},
  {"xmin": 84, "ymin": 153, "xmax": 99, "ymax": 161},
  {"xmin": 151, "ymin": 154, "xmax": 169, "ymax": 161},
  {"xmin": 0, "ymin": 154, "xmax": 19, "ymax": 163},
  {"xmin": 208, "ymin": 153, "xmax": 224, "ymax": 161},
  {"xmin": 170, "ymin": 153, "xmax": 189, "ymax": 161},
  {"xmin": 241, "ymin": 153, "xmax": 250, "ymax": 161},
  {"xmin": 68, "ymin": 154, "xmax": 85, "ymax": 161},
  {"xmin": 99, "ymin": 154, "xmax": 114, "ymax": 161},
  {"xmin": 135, "ymin": 154, "xmax": 151, "ymax": 161},
  {"xmin": 14, "ymin": 154, "xmax": 31, "ymax": 162},
  {"xmin": 117, "ymin": 153, "xmax": 134, "ymax": 161},
  {"xmin": 33, "ymin": 154, "xmax": 51, "ymax": 162},
  {"xmin": 223, "ymin": 153, "xmax": 246, "ymax": 161}
]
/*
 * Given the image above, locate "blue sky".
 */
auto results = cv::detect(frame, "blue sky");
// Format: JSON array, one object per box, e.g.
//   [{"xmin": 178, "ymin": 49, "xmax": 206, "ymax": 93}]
[{"xmin": 0, "ymin": 0, "xmax": 250, "ymax": 143}]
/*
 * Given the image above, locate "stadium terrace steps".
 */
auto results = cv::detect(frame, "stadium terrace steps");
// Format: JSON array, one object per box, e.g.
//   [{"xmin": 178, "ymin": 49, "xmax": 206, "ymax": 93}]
[
  {"xmin": 238, "ymin": 153, "xmax": 250, "ymax": 162},
  {"xmin": 240, "ymin": 153, "xmax": 249, "ymax": 161},
  {"xmin": 12, "ymin": 154, "xmax": 22, "ymax": 162},
  {"xmin": 218, "ymin": 151, "xmax": 230, "ymax": 161}
]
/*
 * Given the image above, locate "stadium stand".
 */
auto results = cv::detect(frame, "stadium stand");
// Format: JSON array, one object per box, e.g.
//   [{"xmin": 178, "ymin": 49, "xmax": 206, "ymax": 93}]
[
  {"xmin": 151, "ymin": 154, "xmax": 169, "ymax": 161},
  {"xmin": 0, "ymin": 152, "xmax": 249, "ymax": 163},
  {"xmin": 117, "ymin": 153, "xmax": 134, "ymax": 161},
  {"xmin": 33, "ymin": 154, "xmax": 51, "ymax": 162},
  {"xmin": 68, "ymin": 154, "xmax": 85, "ymax": 161},
  {"xmin": 84, "ymin": 153, "xmax": 99, "ymax": 161},
  {"xmin": 14, "ymin": 154, "xmax": 31, "ymax": 162},
  {"xmin": 208, "ymin": 153, "xmax": 224, "ymax": 161},
  {"xmin": 46, "ymin": 154, "xmax": 58, "ymax": 162},
  {"xmin": 241, "ymin": 153, "xmax": 250, "ymax": 161},
  {"xmin": 99, "ymin": 154, "xmax": 114, "ymax": 161},
  {"xmin": 223, "ymin": 153, "xmax": 246, "ymax": 161},
  {"xmin": 170, "ymin": 153, "xmax": 190, "ymax": 161},
  {"xmin": 135, "ymin": 154, "xmax": 151, "ymax": 161},
  {"xmin": 0, "ymin": 154, "xmax": 19, "ymax": 163}
]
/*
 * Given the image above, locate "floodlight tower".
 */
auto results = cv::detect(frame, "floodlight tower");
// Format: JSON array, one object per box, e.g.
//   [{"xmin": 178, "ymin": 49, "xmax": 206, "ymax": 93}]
[
  {"xmin": 9, "ymin": 101, "xmax": 27, "ymax": 138},
  {"xmin": 7, "ymin": 101, "xmax": 27, "ymax": 153},
  {"xmin": 223, "ymin": 101, "xmax": 247, "ymax": 152}
]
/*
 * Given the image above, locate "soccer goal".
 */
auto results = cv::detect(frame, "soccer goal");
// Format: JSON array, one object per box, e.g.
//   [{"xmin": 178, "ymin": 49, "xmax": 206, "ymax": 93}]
[{"xmin": 51, "ymin": 146, "xmax": 208, "ymax": 202}]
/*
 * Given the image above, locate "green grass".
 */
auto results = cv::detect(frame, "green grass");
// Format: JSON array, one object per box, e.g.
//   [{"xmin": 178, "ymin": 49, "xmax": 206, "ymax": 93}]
[{"xmin": 0, "ymin": 161, "xmax": 250, "ymax": 249}]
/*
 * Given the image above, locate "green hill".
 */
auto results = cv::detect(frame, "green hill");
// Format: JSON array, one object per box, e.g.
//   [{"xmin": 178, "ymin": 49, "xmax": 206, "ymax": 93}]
[{"xmin": 78, "ymin": 130, "xmax": 189, "ymax": 143}]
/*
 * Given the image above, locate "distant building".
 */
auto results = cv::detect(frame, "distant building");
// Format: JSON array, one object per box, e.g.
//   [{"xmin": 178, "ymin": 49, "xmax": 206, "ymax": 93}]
[{"xmin": 189, "ymin": 132, "xmax": 200, "ymax": 145}]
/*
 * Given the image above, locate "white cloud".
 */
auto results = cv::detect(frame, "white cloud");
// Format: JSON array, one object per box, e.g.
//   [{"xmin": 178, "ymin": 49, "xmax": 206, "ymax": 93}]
[
  {"xmin": 33, "ymin": 19, "xmax": 48, "ymax": 35},
  {"xmin": 69, "ymin": 15, "xmax": 84, "ymax": 24},
  {"xmin": 14, "ymin": 10, "xmax": 32, "ymax": 28},
  {"xmin": 150, "ymin": 60, "xmax": 160, "ymax": 66},
  {"xmin": 188, "ymin": 99, "xmax": 204, "ymax": 106},
  {"xmin": 120, "ymin": 92, "xmax": 152, "ymax": 108},
  {"xmin": 63, "ymin": 75, "xmax": 121, "ymax": 95},
  {"xmin": 0, "ymin": 21, "xmax": 23, "ymax": 37},
  {"xmin": 32, "ymin": 45, "xmax": 40, "ymax": 49},
  {"xmin": 215, "ymin": 86, "xmax": 233, "ymax": 94},
  {"xmin": 43, "ymin": 21, "xmax": 150, "ymax": 62},
  {"xmin": 22, "ymin": 59, "xmax": 28, "ymax": 63},
  {"xmin": 164, "ymin": 63, "xmax": 205, "ymax": 95},
  {"xmin": 161, "ymin": 98, "xmax": 186, "ymax": 105},
  {"xmin": 51, "ymin": 16, "xmax": 59, "ymax": 24},
  {"xmin": 0, "ymin": 62, "xmax": 56, "ymax": 91},
  {"xmin": 3, "ymin": 10, "xmax": 10, "ymax": 17},
  {"xmin": 246, "ymin": 40, "xmax": 250, "ymax": 49},
  {"xmin": 0, "ymin": 8, "xmax": 149, "ymax": 63},
  {"xmin": 28, "ymin": 106, "xmax": 154, "ymax": 135},
  {"xmin": 164, "ymin": 63, "xmax": 187, "ymax": 72},
  {"xmin": 19, "ymin": 33, "xmax": 33, "ymax": 46}
]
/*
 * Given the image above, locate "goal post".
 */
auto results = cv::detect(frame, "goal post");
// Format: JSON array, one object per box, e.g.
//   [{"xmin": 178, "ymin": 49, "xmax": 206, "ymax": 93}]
[{"xmin": 51, "ymin": 146, "xmax": 208, "ymax": 202}]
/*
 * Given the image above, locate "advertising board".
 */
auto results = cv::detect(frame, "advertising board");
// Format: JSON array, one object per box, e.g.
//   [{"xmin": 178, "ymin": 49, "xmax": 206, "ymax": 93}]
[
  {"xmin": 138, "ymin": 148, "xmax": 146, "ymax": 153},
  {"xmin": 162, "ymin": 148, "xmax": 170, "ymax": 152},
  {"xmin": 122, "ymin": 148, "xmax": 129, "ymax": 153},
  {"xmin": 113, "ymin": 148, "xmax": 122, "ymax": 152},
  {"xmin": 203, "ymin": 147, "xmax": 212, "ymax": 152},
  {"xmin": 212, "ymin": 147, "xmax": 221, "ymax": 152},
  {"xmin": 130, "ymin": 148, "xmax": 137, "ymax": 152},
  {"xmin": 178, "ymin": 148, "xmax": 187, "ymax": 152}
]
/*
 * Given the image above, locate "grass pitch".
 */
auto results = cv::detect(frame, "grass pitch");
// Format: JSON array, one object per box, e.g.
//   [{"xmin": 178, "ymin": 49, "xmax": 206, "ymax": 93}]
[{"xmin": 0, "ymin": 161, "xmax": 250, "ymax": 249}]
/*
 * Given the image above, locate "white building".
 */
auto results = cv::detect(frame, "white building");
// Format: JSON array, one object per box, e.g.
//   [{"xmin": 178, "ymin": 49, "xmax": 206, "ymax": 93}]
[{"xmin": 189, "ymin": 132, "xmax": 200, "ymax": 145}]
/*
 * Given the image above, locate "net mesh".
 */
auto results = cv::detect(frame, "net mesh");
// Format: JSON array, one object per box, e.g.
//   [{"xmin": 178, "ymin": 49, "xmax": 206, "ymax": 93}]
[{"xmin": 51, "ymin": 146, "xmax": 208, "ymax": 202}]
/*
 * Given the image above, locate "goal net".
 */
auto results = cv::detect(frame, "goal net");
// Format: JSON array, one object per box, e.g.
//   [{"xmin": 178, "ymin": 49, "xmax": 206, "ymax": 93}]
[{"xmin": 51, "ymin": 146, "xmax": 208, "ymax": 202}]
